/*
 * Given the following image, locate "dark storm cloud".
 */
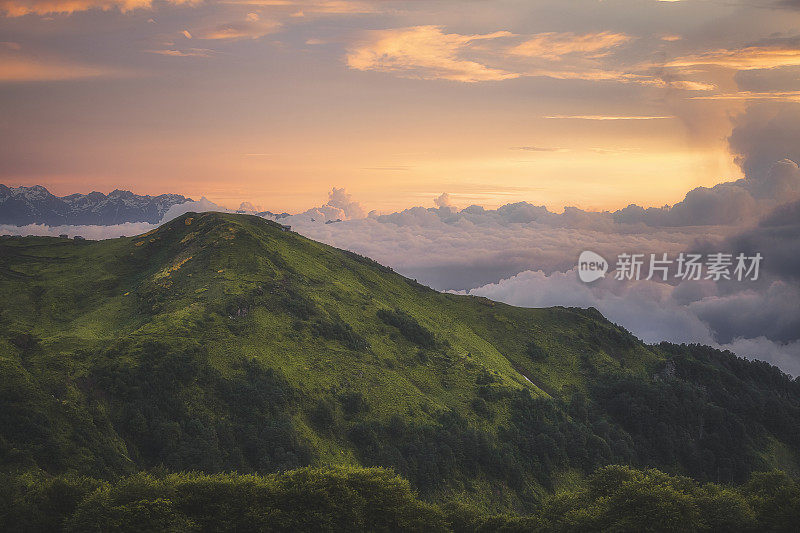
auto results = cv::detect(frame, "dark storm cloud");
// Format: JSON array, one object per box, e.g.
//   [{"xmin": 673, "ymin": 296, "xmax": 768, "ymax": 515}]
[
  {"xmin": 689, "ymin": 280, "xmax": 800, "ymax": 344},
  {"xmin": 611, "ymin": 105, "xmax": 800, "ymax": 228},
  {"xmin": 729, "ymin": 105, "xmax": 800, "ymax": 181},
  {"xmin": 725, "ymin": 199, "xmax": 800, "ymax": 281}
]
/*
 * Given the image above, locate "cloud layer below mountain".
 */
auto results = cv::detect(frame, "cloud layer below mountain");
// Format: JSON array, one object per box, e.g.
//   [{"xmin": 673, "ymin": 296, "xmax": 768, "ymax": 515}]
[{"xmin": 4, "ymin": 119, "xmax": 800, "ymax": 375}]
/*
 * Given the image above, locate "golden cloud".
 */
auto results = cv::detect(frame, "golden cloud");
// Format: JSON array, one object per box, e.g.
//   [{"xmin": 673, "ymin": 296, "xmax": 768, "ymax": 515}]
[
  {"xmin": 193, "ymin": 18, "xmax": 281, "ymax": 40},
  {"xmin": 0, "ymin": 0, "xmax": 195, "ymax": 16},
  {"xmin": 1, "ymin": 0, "xmax": 375, "ymax": 19},
  {"xmin": 344, "ymin": 25, "xmax": 719, "ymax": 88},
  {"xmin": 510, "ymin": 31, "xmax": 632, "ymax": 60},
  {"xmin": 146, "ymin": 47, "xmax": 214, "ymax": 56},
  {"xmin": 667, "ymin": 45, "xmax": 800, "ymax": 70},
  {"xmin": 543, "ymin": 114, "xmax": 675, "ymax": 120},
  {"xmin": 220, "ymin": 0, "xmax": 376, "ymax": 14},
  {"xmin": 0, "ymin": 50, "xmax": 128, "ymax": 81},
  {"xmin": 523, "ymin": 67, "xmax": 654, "ymax": 84},
  {"xmin": 690, "ymin": 90, "xmax": 800, "ymax": 101},
  {"xmin": 346, "ymin": 25, "xmax": 518, "ymax": 83}
]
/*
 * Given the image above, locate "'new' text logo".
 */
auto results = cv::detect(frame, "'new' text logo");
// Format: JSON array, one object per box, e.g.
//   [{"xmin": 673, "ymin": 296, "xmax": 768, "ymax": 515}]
[{"xmin": 578, "ymin": 251, "xmax": 608, "ymax": 283}]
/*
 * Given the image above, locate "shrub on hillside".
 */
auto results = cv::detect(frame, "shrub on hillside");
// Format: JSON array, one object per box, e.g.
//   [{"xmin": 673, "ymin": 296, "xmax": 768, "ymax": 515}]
[{"xmin": 377, "ymin": 309, "xmax": 437, "ymax": 349}]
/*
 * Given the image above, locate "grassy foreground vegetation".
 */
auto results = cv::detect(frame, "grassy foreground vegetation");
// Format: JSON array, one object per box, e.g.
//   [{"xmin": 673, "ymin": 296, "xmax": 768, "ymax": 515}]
[
  {"xmin": 2, "ymin": 465, "xmax": 798, "ymax": 532},
  {"xmin": 1, "ymin": 212, "xmax": 800, "ymax": 530}
]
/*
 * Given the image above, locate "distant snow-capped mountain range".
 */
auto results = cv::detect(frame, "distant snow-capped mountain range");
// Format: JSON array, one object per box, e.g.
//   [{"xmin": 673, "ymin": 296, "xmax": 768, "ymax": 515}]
[{"xmin": 0, "ymin": 185, "xmax": 190, "ymax": 225}]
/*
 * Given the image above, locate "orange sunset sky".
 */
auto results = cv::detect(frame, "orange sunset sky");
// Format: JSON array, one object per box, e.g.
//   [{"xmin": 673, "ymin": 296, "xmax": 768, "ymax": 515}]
[{"xmin": 2, "ymin": 0, "xmax": 800, "ymax": 212}]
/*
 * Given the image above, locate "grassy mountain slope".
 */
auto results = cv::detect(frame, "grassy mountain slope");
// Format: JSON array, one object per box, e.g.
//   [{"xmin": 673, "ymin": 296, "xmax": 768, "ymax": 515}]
[{"xmin": 1, "ymin": 212, "xmax": 799, "ymax": 512}]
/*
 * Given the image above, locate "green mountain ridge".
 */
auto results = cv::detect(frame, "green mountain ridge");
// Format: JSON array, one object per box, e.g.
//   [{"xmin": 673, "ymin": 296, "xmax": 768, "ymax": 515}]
[{"xmin": 1, "ymin": 212, "xmax": 799, "ymax": 516}]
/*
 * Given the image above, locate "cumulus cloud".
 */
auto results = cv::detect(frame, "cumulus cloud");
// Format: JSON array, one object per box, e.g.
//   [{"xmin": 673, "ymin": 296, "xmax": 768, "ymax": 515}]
[
  {"xmin": 613, "ymin": 159, "xmax": 800, "ymax": 226},
  {"xmin": 729, "ymin": 104, "xmax": 800, "ymax": 182},
  {"xmin": 433, "ymin": 192, "xmax": 453, "ymax": 208},
  {"xmin": 288, "ymin": 155, "xmax": 800, "ymax": 290},
  {"xmin": 609, "ymin": 105, "xmax": 800, "ymax": 228},
  {"xmin": 285, "ymin": 187, "xmax": 366, "ymax": 222},
  {"xmin": 5, "ymin": 177, "xmax": 800, "ymax": 374},
  {"xmin": 326, "ymin": 187, "xmax": 365, "ymax": 219},
  {"xmin": 237, "ymin": 201, "xmax": 262, "ymax": 213},
  {"xmin": 688, "ymin": 281, "xmax": 800, "ymax": 344},
  {"xmin": 285, "ymin": 201, "xmax": 724, "ymax": 290},
  {"xmin": 721, "ymin": 199, "xmax": 800, "ymax": 283},
  {"xmin": 7, "ymin": 99, "xmax": 800, "ymax": 373},
  {"xmin": 278, "ymin": 142, "xmax": 800, "ymax": 374},
  {"xmin": 158, "ymin": 197, "xmax": 230, "ymax": 223}
]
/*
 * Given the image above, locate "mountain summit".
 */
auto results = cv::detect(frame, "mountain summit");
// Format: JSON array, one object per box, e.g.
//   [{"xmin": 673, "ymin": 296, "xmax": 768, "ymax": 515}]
[
  {"xmin": 1, "ymin": 212, "xmax": 799, "ymax": 514},
  {"xmin": 0, "ymin": 184, "xmax": 189, "ymax": 225}
]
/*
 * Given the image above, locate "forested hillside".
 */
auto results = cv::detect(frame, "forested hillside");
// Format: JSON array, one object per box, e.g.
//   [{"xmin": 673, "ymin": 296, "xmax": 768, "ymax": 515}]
[{"xmin": 1, "ymin": 212, "xmax": 799, "ymax": 530}]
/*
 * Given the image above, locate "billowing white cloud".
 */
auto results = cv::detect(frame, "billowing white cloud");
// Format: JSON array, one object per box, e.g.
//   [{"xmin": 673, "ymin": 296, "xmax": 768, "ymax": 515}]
[
  {"xmin": 284, "ymin": 202, "xmax": 727, "ymax": 290},
  {"xmin": 326, "ymin": 187, "xmax": 365, "ymax": 219},
  {"xmin": 158, "ymin": 197, "xmax": 230, "ymax": 223},
  {"xmin": 0, "ymin": 221, "xmax": 156, "ymax": 239},
  {"xmin": 433, "ymin": 192, "xmax": 453, "ymax": 209},
  {"xmin": 5, "ymin": 156, "xmax": 800, "ymax": 374},
  {"xmin": 614, "ymin": 158, "xmax": 800, "ymax": 226},
  {"xmin": 288, "ymin": 187, "xmax": 366, "ymax": 222},
  {"xmin": 720, "ymin": 337, "xmax": 800, "ymax": 378},
  {"xmin": 237, "ymin": 200, "xmax": 262, "ymax": 213},
  {"xmin": 275, "ymin": 155, "xmax": 800, "ymax": 375}
]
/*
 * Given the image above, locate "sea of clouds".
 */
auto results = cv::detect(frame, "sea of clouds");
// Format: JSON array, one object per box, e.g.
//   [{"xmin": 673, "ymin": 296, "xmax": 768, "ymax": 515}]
[{"xmin": 3, "ymin": 107, "xmax": 800, "ymax": 375}]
